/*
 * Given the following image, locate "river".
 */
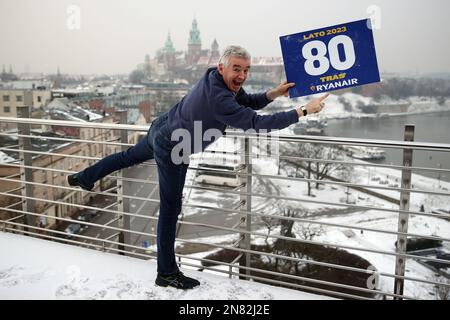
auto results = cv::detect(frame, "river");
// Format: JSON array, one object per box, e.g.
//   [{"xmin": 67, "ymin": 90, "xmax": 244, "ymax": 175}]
[{"xmin": 322, "ymin": 111, "xmax": 450, "ymax": 182}]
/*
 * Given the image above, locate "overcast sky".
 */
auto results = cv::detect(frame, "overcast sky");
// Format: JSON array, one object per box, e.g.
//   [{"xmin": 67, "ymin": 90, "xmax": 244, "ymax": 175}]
[{"xmin": 1, "ymin": 0, "xmax": 449, "ymax": 75}]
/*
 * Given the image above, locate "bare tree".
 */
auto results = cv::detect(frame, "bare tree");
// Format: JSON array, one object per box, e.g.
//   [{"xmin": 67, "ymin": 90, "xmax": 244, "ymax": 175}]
[
  {"xmin": 280, "ymin": 142, "xmax": 344, "ymax": 197},
  {"xmin": 261, "ymin": 215, "xmax": 278, "ymax": 245},
  {"xmin": 336, "ymin": 164, "xmax": 355, "ymax": 204},
  {"xmin": 297, "ymin": 223, "xmax": 324, "ymax": 241},
  {"xmin": 298, "ymin": 143, "xmax": 345, "ymax": 190},
  {"xmin": 434, "ymin": 276, "xmax": 450, "ymax": 300}
]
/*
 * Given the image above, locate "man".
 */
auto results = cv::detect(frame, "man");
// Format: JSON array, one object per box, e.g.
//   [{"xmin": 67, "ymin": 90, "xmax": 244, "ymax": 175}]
[{"xmin": 68, "ymin": 45, "xmax": 328, "ymax": 290}]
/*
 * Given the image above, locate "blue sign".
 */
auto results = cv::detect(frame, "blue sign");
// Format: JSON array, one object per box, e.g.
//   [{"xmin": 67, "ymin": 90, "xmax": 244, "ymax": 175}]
[{"xmin": 280, "ymin": 19, "xmax": 380, "ymax": 98}]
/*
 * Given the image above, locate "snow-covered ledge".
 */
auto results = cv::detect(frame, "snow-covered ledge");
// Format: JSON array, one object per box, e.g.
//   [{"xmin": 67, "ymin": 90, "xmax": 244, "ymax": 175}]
[{"xmin": 0, "ymin": 232, "xmax": 332, "ymax": 300}]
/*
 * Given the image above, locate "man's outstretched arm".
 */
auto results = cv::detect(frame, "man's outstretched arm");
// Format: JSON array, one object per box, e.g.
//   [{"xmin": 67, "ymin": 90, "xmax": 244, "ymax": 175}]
[{"xmin": 237, "ymin": 81, "xmax": 295, "ymax": 110}]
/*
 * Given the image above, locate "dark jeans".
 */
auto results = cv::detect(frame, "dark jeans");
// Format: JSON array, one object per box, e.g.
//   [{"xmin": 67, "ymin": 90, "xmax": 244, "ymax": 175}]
[{"xmin": 77, "ymin": 112, "xmax": 188, "ymax": 275}]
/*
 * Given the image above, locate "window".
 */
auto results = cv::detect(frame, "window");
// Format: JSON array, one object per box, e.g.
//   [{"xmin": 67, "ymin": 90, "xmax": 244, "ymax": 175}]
[
  {"xmin": 3, "ymin": 106, "xmax": 10, "ymax": 113},
  {"xmin": 2, "ymin": 95, "xmax": 9, "ymax": 102},
  {"xmin": 37, "ymin": 96, "xmax": 42, "ymax": 102},
  {"xmin": 16, "ymin": 95, "xmax": 23, "ymax": 102}
]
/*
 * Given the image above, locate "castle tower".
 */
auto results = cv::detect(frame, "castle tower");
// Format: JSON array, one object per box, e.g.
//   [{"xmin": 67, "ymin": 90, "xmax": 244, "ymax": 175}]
[
  {"xmin": 163, "ymin": 32, "xmax": 176, "ymax": 69},
  {"xmin": 211, "ymin": 38, "xmax": 219, "ymax": 58},
  {"xmin": 187, "ymin": 18, "xmax": 202, "ymax": 65}
]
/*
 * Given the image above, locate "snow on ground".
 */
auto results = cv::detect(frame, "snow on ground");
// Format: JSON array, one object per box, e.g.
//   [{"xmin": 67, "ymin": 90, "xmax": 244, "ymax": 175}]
[
  {"xmin": 352, "ymin": 160, "xmax": 450, "ymax": 213},
  {"xmin": 0, "ymin": 232, "xmax": 332, "ymax": 300},
  {"xmin": 312, "ymin": 209, "xmax": 450, "ymax": 299},
  {"xmin": 178, "ymin": 140, "xmax": 450, "ymax": 299}
]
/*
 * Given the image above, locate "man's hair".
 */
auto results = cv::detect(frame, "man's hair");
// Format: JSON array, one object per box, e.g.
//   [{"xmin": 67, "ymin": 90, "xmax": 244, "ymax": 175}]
[{"xmin": 218, "ymin": 45, "xmax": 251, "ymax": 67}]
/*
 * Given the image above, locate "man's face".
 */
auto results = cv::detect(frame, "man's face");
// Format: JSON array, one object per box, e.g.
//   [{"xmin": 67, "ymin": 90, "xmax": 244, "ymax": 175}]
[{"xmin": 218, "ymin": 56, "xmax": 251, "ymax": 93}]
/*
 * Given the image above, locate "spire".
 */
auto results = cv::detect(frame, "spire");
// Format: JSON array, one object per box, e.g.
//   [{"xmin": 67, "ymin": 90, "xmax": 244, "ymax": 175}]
[
  {"xmin": 164, "ymin": 31, "xmax": 175, "ymax": 54},
  {"xmin": 9, "ymin": 64, "xmax": 13, "ymax": 74},
  {"xmin": 211, "ymin": 38, "xmax": 218, "ymax": 51},
  {"xmin": 188, "ymin": 18, "xmax": 201, "ymax": 46}
]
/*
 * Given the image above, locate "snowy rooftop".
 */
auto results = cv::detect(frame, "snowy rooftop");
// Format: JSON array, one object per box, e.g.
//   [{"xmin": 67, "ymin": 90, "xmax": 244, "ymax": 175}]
[{"xmin": 0, "ymin": 232, "xmax": 331, "ymax": 300}]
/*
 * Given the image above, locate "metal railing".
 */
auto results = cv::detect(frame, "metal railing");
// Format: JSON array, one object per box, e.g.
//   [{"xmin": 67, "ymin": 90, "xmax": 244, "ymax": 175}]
[{"xmin": 1, "ymin": 108, "xmax": 450, "ymax": 300}]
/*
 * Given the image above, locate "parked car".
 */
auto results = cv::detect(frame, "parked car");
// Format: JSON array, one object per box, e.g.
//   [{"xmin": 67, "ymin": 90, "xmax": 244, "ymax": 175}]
[
  {"xmin": 76, "ymin": 209, "xmax": 98, "ymax": 222},
  {"xmin": 64, "ymin": 223, "xmax": 82, "ymax": 238}
]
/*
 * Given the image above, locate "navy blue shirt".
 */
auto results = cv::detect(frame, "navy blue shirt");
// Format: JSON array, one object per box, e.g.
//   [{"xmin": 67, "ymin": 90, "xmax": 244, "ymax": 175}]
[{"xmin": 167, "ymin": 67, "xmax": 299, "ymax": 153}]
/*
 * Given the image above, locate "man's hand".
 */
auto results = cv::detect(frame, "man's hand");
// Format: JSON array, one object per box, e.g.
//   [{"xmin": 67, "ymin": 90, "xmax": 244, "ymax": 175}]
[
  {"xmin": 266, "ymin": 81, "xmax": 295, "ymax": 101},
  {"xmin": 296, "ymin": 93, "xmax": 330, "ymax": 117}
]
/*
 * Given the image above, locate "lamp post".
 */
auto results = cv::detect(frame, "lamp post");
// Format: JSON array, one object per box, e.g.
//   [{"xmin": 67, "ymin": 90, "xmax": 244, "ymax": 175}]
[{"xmin": 437, "ymin": 163, "xmax": 441, "ymax": 189}]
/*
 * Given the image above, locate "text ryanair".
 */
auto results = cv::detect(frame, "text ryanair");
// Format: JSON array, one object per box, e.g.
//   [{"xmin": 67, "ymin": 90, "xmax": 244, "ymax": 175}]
[{"xmin": 315, "ymin": 78, "xmax": 358, "ymax": 91}]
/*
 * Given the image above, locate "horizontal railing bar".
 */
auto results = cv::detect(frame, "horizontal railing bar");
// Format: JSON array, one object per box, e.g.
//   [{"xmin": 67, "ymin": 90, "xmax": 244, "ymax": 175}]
[
  {"xmin": 1, "ymin": 146, "xmax": 156, "ymax": 169},
  {"xmin": 276, "ymin": 153, "xmax": 450, "ymax": 174},
  {"xmin": 225, "ymin": 131, "xmax": 450, "ymax": 152},
  {"xmin": 248, "ymin": 210, "xmax": 450, "ymax": 243},
  {"xmin": 0, "ymin": 146, "xmax": 101, "ymax": 161},
  {"xmin": 2, "ymin": 216, "xmax": 155, "ymax": 252},
  {"xmin": 0, "ymin": 162, "xmax": 158, "ymax": 186},
  {"xmin": 183, "ymin": 183, "xmax": 450, "ymax": 221},
  {"xmin": 0, "ymin": 176, "xmax": 161, "ymax": 206},
  {"xmin": 0, "ymin": 191, "xmax": 140, "ymax": 218},
  {"xmin": 185, "ymin": 162, "xmax": 450, "ymax": 197},
  {"xmin": 0, "ymin": 132, "xmax": 134, "ymax": 147},
  {"xmin": 0, "ymin": 116, "xmax": 149, "ymax": 132},
  {"xmin": 185, "ymin": 148, "xmax": 450, "ymax": 175},
  {"xmin": 188, "ymin": 167, "xmax": 450, "ymax": 198},
  {"xmin": 3, "ymin": 116, "xmax": 450, "ymax": 151}
]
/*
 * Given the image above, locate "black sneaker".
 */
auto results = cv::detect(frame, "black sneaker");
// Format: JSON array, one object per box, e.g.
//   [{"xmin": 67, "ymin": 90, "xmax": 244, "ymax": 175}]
[
  {"xmin": 155, "ymin": 271, "xmax": 200, "ymax": 290},
  {"xmin": 68, "ymin": 173, "xmax": 94, "ymax": 191}
]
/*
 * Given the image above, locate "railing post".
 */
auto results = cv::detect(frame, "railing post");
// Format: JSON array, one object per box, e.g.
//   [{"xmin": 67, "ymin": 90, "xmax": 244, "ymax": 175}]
[
  {"xmin": 239, "ymin": 136, "xmax": 252, "ymax": 279},
  {"xmin": 17, "ymin": 106, "xmax": 36, "ymax": 232},
  {"xmin": 116, "ymin": 110, "xmax": 130, "ymax": 255},
  {"xmin": 394, "ymin": 125, "xmax": 414, "ymax": 300}
]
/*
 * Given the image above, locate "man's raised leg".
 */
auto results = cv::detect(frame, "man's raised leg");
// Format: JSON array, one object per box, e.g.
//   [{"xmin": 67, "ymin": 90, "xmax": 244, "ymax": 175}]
[{"xmin": 68, "ymin": 132, "xmax": 154, "ymax": 191}]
